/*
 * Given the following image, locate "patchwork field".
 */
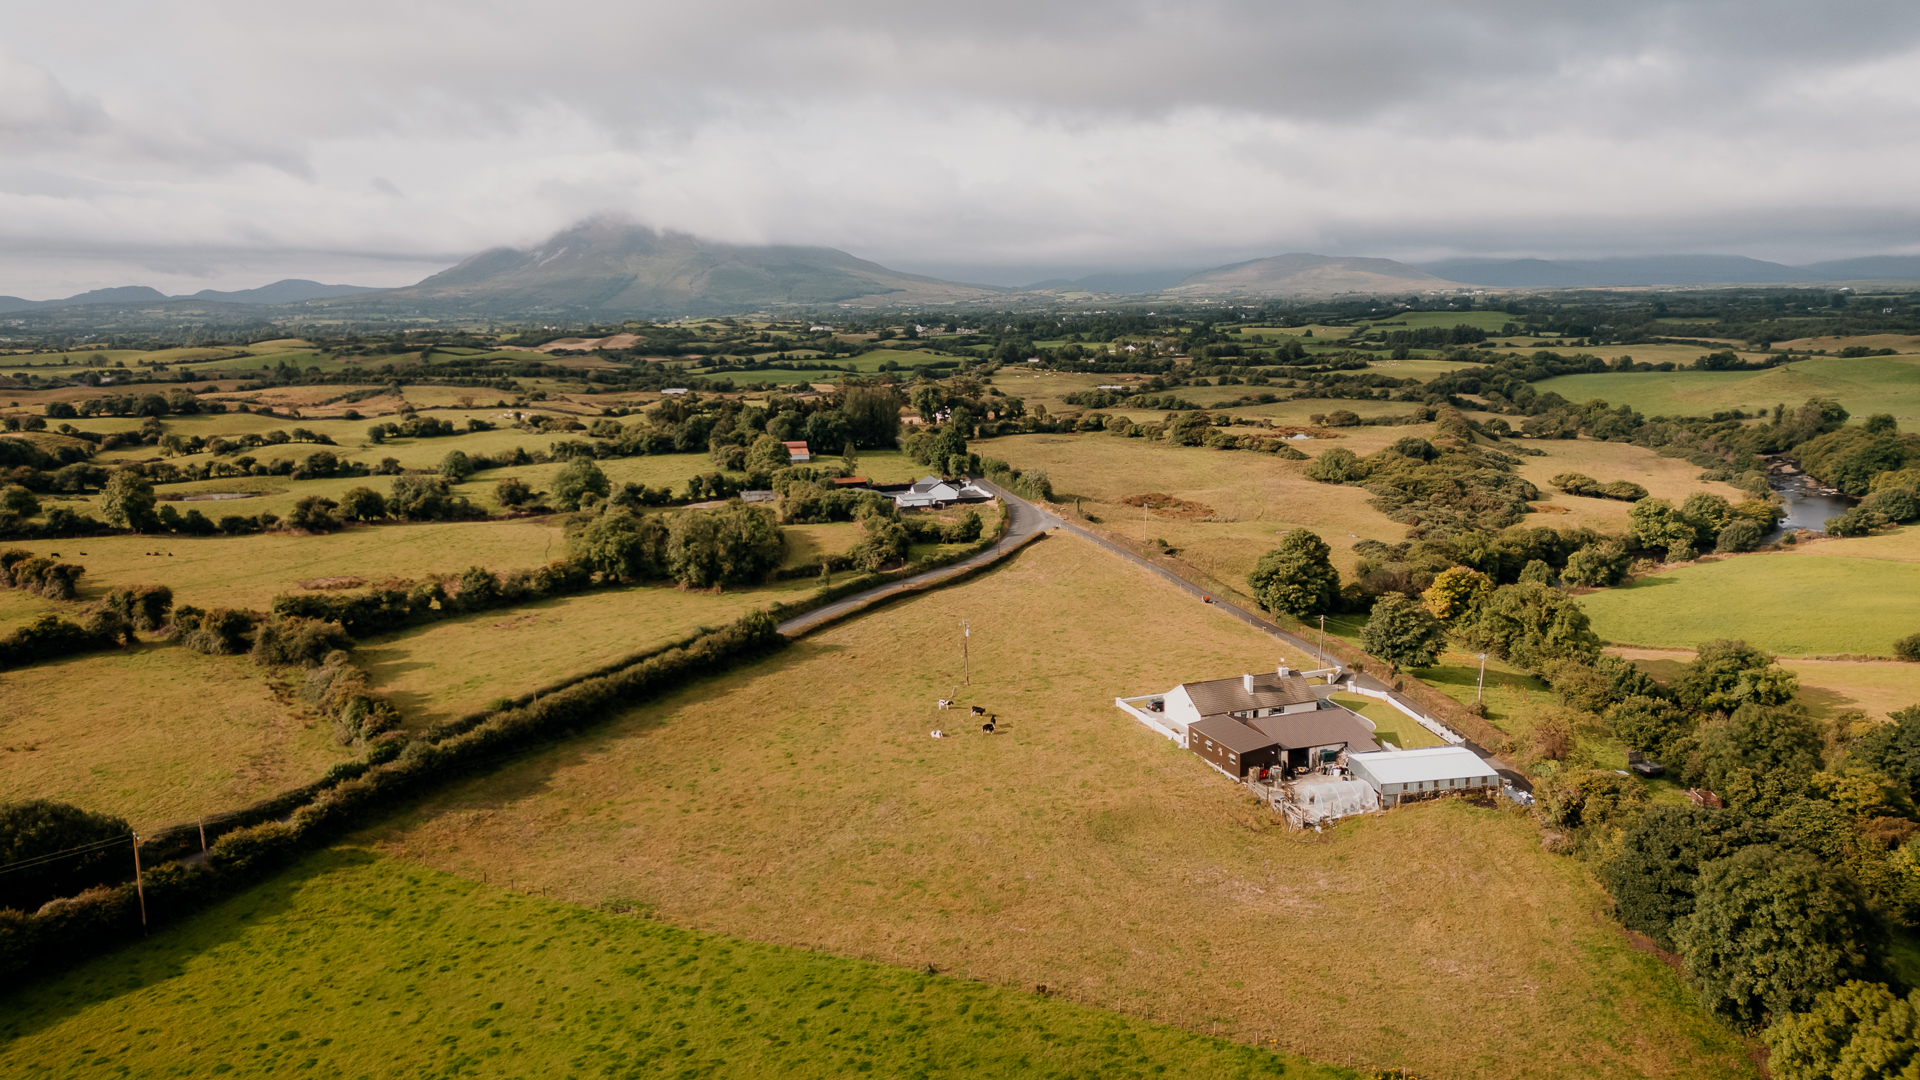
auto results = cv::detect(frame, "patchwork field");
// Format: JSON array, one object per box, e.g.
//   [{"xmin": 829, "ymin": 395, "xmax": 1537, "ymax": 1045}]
[
  {"xmin": 0, "ymin": 847, "xmax": 1340, "ymax": 1079},
  {"xmin": 1581, "ymin": 530, "xmax": 1920, "ymax": 657},
  {"xmin": 1535, "ymin": 353, "xmax": 1920, "ymax": 426},
  {"xmin": 365, "ymin": 535, "xmax": 1748, "ymax": 1080},
  {"xmin": 0, "ymin": 642, "xmax": 353, "ymax": 831}
]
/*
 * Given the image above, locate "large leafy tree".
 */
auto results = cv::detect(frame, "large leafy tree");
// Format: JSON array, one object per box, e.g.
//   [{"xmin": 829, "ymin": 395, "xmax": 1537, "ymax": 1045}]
[
  {"xmin": 98, "ymin": 469, "xmax": 156, "ymax": 530},
  {"xmin": 1602, "ymin": 805, "xmax": 1775, "ymax": 950},
  {"xmin": 1360, "ymin": 594, "xmax": 1445, "ymax": 669},
  {"xmin": 1606, "ymin": 695, "xmax": 1695, "ymax": 761},
  {"xmin": 1454, "ymin": 582, "xmax": 1601, "ymax": 669},
  {"xmin": 567, "ymin": 511, "xmax": 669, "ymax": 582},
  {"xmin": 1674, "ymin": 639, "xmax": 1798, "ymax": 713},
  {"xmin": 1674, "ymin": 844, "xmax": 1880, "ymax": 1029},
  {"xmin": 1247, "ymin": 529, "xmax": 1340, "ymax": 618},
  {"xmin": 1849, "ymin": 705, "xmax": 1920, "ymax": 800},
  {"xmin": 1421, "ymin": 565, "xmax": 1491, "ymax": 622},
  {"xmin": 1683, "ymin": 702, "xmax": 1825, "ymax": 814},
  {"xmin": 552, "ymin": 458, "xmax": 611, "ymax": 512},
  {"xmin": 1562, "ymin": 541, "xmax": 1629, "ymax": 587},
  {"xmin": 666, "ymin": 503, "xmax": 785, "ymax": 589},
  {"xmin": 1764, "ymin": 980, "xmax": 1920, "ymax": 1080},
  {"xmin": 1628, "ymin": 498, "xmax": 1702, "ymax": 556}
]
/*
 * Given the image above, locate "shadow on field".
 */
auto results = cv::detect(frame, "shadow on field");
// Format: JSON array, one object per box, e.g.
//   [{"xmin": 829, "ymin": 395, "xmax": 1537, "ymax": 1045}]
[{"xmin": 0, "ymin": 848, "xmax": 382, "ymax": 1047}]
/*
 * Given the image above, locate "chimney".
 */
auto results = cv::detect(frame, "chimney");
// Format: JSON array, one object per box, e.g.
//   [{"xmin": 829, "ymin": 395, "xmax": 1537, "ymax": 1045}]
[
  {"xmin": 1276, "ymin": 663, "xmax": 1292, "ymax": 678},
  {"xmin": 1242, "ymin": 673, "xmax": 1255, "ymax": 694}
]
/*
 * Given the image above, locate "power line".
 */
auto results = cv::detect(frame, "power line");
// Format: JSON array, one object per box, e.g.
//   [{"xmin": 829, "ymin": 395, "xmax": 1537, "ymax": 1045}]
[{"xmin": 0, "ymin": 835, "xmax": 132, "ymax": 876}]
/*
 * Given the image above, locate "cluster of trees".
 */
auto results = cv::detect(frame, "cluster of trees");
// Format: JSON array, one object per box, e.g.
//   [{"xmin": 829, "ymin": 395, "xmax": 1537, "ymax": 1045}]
[
  {"xmin": 1549, "ymin": 472, "xmax": 1647, "ymax": 502},
  {"xmin": 0, "ymin": 609, "xmax": 133, "ymax": 671},
  {"xmin": 0, "ymin": 549, "xmax": 84, "ymax": 600},
  {"xmin": 1796, "ymin": 413, "xmax": 1920, "ymax": 497},
  {"xmin": 0, "ymin": 553, "xmax": 159, "ymax": 669},
  {"xmin": 565, "ymin": 502, "xmax": 784, "ymax": 589},
  {"xmin": 1525, "ymin": 655, "xmax": 1920, "ymax": 1074},
  {"xmin": 1306, "ymin": 425, "xmax": 1542, "ymax": 536},
  {"xmin": 1627, "ymin": 493, "xmax": 1780, "ymax": 561}
]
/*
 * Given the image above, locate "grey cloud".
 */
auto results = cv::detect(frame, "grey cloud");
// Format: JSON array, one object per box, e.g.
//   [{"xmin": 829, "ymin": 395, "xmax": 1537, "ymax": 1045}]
[{"xmin": 1, "ymin": 1, "xmax": 1919, "ymax": 295}]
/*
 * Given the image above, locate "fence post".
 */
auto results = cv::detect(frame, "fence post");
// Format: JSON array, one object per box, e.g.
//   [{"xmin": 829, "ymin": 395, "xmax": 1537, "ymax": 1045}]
[{"xmin": 131, "ymin": 832, "xmax": 148, "ymax": 933}]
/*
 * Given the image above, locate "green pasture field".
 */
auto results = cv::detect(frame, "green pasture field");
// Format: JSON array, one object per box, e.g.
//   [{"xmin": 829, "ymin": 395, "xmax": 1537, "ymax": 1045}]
[
  {"xmin": 1534, "ymin": 354, "xmax": 1920, "ymax": 426},
  {"xmin": 1326, "ymin": 693, "xmax": 1445, "ymax": 749},
  {"xmin": 368, "ymin": 535, "xmax": 1749, "ymax": 1080},
  {"xmin": 2, "ymin": 519, "xmax": 565, "ymax": 611},
  {"xmin": 0, "ymin": 847, "xmax": 1341, "ymax": 1080},
  {"xmin": 361, "ymin": 576, "xmax": 827, "ymax": 728},
  {"xmin": 1351, "ymin": 311, "xmax": 1515, "ymax": 332},
  {"xmin": 1580, "ymin": 530, "xmax": 1920, "ymax": 657},
  {"xmin": 1, "ymin": 641, "xmax": 353, "ymax": 831}
]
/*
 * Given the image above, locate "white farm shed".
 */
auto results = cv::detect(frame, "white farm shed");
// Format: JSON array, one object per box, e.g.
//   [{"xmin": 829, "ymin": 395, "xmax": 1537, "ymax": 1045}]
[{"xmin": 1348, "ymin": 747, "xmax": 1499, "ymax": 807}]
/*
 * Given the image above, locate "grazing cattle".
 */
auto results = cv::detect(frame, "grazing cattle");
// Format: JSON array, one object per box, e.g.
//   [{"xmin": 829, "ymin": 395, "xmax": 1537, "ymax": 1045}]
[
  {"xmin": 982, "ymin": 722, "xmax": 995, "ymax": 733},
  {"xmin": 930, "ymin": 729, "xmax": 944, "ymax": 739},
  {"xmin": 936, "ymin": 699, "xmax": 953, "ymax": 711},
  {"xmin": 970, "ymin": 705, "xmax": 986, "ymax": 716}
]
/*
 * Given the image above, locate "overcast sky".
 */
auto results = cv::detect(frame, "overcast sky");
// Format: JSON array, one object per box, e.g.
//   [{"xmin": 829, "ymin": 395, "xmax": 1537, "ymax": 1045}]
[{"xmin": 4, "ymin": 0, "xmax": 1919, "ymax": 297}]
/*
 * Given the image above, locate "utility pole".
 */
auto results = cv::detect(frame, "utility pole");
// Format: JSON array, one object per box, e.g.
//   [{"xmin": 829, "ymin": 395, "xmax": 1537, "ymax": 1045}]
[
  {"xmin": 198, "ymin": 818, "xmax": 208, "ymax": 855},
  {"xmin": 960, "ymin": 619, "xmax": 972, "ymax": 686},
  {"xmin": 1319, "ymin": 615, "xmax": 1327, "ymax": 661},
  {"xmin": 131, "ymin": 832, "xmax": 147, "ymax": 933},
  {"xmin": 1476, "ymin": 653, "xmax": 1488, "ymax": 703}
]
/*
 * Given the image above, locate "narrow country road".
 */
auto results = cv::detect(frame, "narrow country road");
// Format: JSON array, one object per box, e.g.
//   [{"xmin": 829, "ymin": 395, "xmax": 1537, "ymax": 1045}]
[{"xmin": 772, "ymin": 483, "xmax": 1061, "ymax": 637}]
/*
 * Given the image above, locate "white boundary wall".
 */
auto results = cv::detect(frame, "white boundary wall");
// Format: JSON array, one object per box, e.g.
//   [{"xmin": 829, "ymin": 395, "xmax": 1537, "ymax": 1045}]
[
  {"xmin": 1341, "ymin": 686, "xmax": 1466, "ymax": 746},
  {"xmin": 1114, "ymin": 697, "xmax": 1187, "ymax": 747}
]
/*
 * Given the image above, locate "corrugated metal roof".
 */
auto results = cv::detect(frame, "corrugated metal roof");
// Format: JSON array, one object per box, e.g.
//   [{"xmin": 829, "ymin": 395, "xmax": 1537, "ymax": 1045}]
[
  {"xmin": 1189, "ymin": 715, "xmax": 1279, "ymax": 754},
  {"xmin": 1181, "ymin": 673, "xmax": 1318, "ymax": 716},
  {"xmin": 1348, "ymin": 747, "xmax": 1499, "ymax": 786},
  {"xmin": 1247, "ymin": 708, "xmax": 1375, "ymax": 750}
]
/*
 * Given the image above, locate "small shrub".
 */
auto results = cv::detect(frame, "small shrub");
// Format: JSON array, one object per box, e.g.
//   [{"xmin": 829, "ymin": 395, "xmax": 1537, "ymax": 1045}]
[{"xmin": 1896, "ymin": 633, "xmax": 1920, "ymax": 663}]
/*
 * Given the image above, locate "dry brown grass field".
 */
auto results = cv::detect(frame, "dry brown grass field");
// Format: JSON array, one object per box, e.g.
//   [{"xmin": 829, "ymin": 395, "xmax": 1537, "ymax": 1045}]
[
  {"xmin": 4, "ymin": 519, "xmax": 564, "ymax": 611},
  {"xmin": 1, "ymin": 642, "xmax": 353, "ymax": 830},
  {"xmin": 1513, "ymin": 437, "xmax": 1745, "ymax": 533},
  {"xmin": 983, "ymin": 429, "xmax": 1434, "ymax": 583},
  {"xmin": 364, "ymin": 535, "xmax": 1749, "ymax": 1080}
]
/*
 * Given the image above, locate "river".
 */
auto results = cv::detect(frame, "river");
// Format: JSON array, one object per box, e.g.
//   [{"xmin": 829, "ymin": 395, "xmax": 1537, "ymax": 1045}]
[{"xmin": 1768, "ymin": 468, "xmax": 1854, "ymax": 534}]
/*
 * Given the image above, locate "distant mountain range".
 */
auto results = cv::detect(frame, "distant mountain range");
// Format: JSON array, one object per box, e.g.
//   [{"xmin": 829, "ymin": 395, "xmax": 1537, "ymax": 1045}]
[
  {"xmin": 1168, "ymin": 253, "xmax": 1447, "ymax": 296},
  {"xmin": 6, "ymin": 221, "xmax": 1920, "ymax": 319},
  {"xmin": 1415, "ymin": 254, "xmax": 1920, "ymax": 288},
  {"xmin": 0, "ymin": 279, "xmax": 378, "ymax": 314},
  {"xmin": 354, "ymin": 218, "xmax": 1008, "ymax": 315}
]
